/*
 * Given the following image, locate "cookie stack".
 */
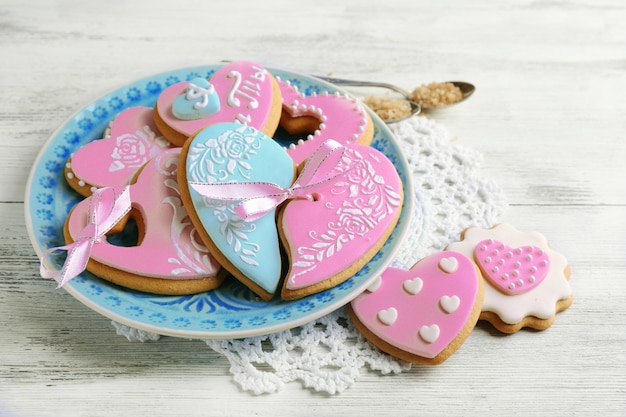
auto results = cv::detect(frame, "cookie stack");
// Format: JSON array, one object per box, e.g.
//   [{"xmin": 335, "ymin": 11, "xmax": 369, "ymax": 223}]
[
  {"xmin": 45, "ymin": 60, "xmax": 403, "ymax": 302},
  {"xmin": 349, "ymin": 223, "xmax": 573, "ymax": 364},
  {"xmin": 41, "ymin": 61, "xmax": 573, "ymax": 366}
]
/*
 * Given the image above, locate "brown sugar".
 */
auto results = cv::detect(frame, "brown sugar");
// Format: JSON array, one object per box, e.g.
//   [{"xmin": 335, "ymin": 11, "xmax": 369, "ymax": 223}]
[
  {"xmin": 409, "ymin": 82, "xmax": 463, "ymax": 109},
  {"xmin": 362, "ymin": 96, "xmax": 412, "ymax": 121}
]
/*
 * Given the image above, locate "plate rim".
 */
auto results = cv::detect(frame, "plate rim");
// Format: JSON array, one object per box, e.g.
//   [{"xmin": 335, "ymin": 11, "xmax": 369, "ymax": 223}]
[{"xmin": 24, "ymin": 63, "xmax": 414, "ymax": 339}]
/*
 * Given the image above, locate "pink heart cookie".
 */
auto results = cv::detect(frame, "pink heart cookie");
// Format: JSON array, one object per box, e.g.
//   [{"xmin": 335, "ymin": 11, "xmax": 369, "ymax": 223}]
[
  {"xmin": 349, "ymin": 251, "xmax": 484, "ymax": 365},
  {"xmin": 154, "ymin": 61, "xmax": 283, "ymax": 146},
  {"xmin": 65, "ymin": 106, "xmax": 172, "ymax": 197},
  {"xmin": 64, "ymin": 148, "xmax": 225, "ymax": 295},
  {"xmin": 474, "ymin": 238, "xmax": 550, "ymax": 295},
  {"xmin": 280, "ymin": 143, "xmax": 403, "ymax": 300},
  {"xmin": 277, "ymin": 77, "xmax": 374, "ymax": 165}
]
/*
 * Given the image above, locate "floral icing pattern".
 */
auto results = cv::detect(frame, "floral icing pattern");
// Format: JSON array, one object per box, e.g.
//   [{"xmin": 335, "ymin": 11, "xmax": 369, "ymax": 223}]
[
  {"xmin": 28, "ymin": 65, "xmax": 412, "ymax": 337},
  {"xmin": 281, "ymin": 144, "xmax": 403, "ymax": 298},
  {"xmin": 64, "ymin": 148, "xmax": 222, "ymax": 285},
  {"xmin": 184, "ymin": 123, "xmax": 296, "ymax": 299},
  {"xmin": 186, "ymin": 125, "xmax": 262, "ymax": 183},
  {"xmin": 109, "ymin": 125, "xmax": 168, "ymax": 172},
  {"xmin": 66, "ymin": 106, "xmax": 171, "ymax": 196}
]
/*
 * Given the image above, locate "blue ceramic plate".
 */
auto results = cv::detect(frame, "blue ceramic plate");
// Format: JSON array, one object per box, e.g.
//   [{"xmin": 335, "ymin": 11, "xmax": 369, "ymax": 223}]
[{"xmin": 25, "ymin": 65, "xmax": 413, "ymax": 339}]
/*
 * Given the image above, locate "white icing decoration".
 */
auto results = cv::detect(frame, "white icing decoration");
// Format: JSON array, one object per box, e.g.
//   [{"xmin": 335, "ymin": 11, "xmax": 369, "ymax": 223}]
[
  {"xmin": 439, "ymin": 257, "xmax": 458, "ymax": 274},
  {"xmin": 440, "ymin": 295, "xmax": 461, "ymax": 314},
  {"xmin": 186, "ymin": 126, "xmax": 265, "ymax": 268},
  {"xmin": 377, "ymin": 308, "xmax": 398, "ymax": 326},
  {"xmin": 367, "ymin": 276, "xmax": 382, "ymax": 292},
  {"xmin": 419, "ymin": 324, "xmax": 440, "ymax": 344},
  {"xmin": 109, "ymin": 126, "xmax": 165, "ymax": 173},
  {"xmin": 186, "ymin": 82, "xmax": 215, "ymax": 109},
  {"xmin": 288, "ymin": 148, "xmax": 402, "ymax": 281},
  {"xmin": 402, "ymin": 277, "xmax": 423, "ymax": 295},
  {"xmin": 447, "ymin": 224, "xmax": 572, "ymax": 324},
  {"xmin": 226, "ymin": 70, "xmax": 262, "ymax": 110}
]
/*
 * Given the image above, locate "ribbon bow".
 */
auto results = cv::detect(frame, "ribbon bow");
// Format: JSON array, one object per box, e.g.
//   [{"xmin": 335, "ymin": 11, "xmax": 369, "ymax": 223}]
[
  {"xmin": 190, "ymin": 139, "xmax": 349, "ymax": 222},
  {"xmin": 40, "ymin": 186, "xmax": 132, "ymax": 287}
]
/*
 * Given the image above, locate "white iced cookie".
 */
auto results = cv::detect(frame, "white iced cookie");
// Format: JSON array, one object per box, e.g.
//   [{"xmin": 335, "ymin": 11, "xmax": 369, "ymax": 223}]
[{"xmin": 447, "ymin": 223, "xmax": 573, "ymax": 333}]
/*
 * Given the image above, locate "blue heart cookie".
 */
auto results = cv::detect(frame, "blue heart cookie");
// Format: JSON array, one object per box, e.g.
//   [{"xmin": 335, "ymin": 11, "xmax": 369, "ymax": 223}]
[{"xmin": 172, "ymin": 77, "xmax": 220, "ymax": 120}]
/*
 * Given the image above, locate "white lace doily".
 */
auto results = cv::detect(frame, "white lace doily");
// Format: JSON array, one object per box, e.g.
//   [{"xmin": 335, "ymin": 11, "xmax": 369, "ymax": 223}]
[{"xmin": 113, "ymin": 115, "xmax": 508, "ymax": 395}]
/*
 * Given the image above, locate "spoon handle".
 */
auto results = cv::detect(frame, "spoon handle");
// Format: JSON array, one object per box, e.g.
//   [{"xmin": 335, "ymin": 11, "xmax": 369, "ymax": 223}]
[{"xmin": 314, "ymin": 76, "xmax": 412, "ymax": 97}]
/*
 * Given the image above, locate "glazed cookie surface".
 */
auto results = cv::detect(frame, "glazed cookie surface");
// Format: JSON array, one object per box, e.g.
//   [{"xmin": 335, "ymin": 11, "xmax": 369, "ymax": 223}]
[
  {"xmin": 64, "ymin": 148, "xmax": 225, "ymax": 295},
  {"xmin": 65, "ymin": 106, "xmax": 172, "ymax": 197},
  {"xmin": 349, "ymin": 251, "xmax": 484, "ymax": 365},
  {"xmin": 178, "ymin": 122, "xmax": 296, "ymax": 301},
  {"xmin": 447, "ymin": 223, "xmax": 573, "ymax": 333},
  {"xmin": 154, "ymin": 61, "xmax": 283, "ymax": 146},
  {"xmin": 280, "ymin": 143, "xmax": 403, "ymax": 300},
  {"xmin": 277, "ymin": 77, "xmax": 374, "ymax": 165}
]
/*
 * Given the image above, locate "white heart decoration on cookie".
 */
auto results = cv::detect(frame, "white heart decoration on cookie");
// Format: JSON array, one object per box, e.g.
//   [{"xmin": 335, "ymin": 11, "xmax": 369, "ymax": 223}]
[
  {"xmin": 377, "ymin": 308, "xmax": 398, "ymax": 326},
  {"xmin": 439, "ymin": 257, "xmax": 459, "ymax": 273},
  {"xmin": 403, "ymin": 277, "xmax": 424, "ymax": 295},
  {"xmin": 367, "ymin": 276, "xmax": 383, "ymax": 293},
  {"xmin": 440, "ymin": 295, "xmax": 461, "ymax": 314},
  {"xmin": 474, "ymin": 238, "xmax": 550, "ymax": 295},
  {"xmin": 349, "ymin": 251, "xmax": 482, "ymax": 361},
  {"xmin": 419, "ymin": 325, "xmax": 440, "ymax": 344}
]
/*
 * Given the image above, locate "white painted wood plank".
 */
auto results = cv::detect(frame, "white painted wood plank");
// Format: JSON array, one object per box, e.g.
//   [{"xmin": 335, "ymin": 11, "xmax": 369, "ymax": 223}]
[{"xmin": 1, "ymin": 0, "xmax": 625, "ymax": 415}]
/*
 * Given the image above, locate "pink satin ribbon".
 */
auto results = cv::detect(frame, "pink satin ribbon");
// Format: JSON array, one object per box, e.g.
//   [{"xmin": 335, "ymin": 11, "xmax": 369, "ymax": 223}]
[
  {"xmin": 40, "ymin": 186, "xmax": 132, "ymax": 287},
  {"xmin": 190, "ymin": 139, "xmax": 350, "ymax": 222}
]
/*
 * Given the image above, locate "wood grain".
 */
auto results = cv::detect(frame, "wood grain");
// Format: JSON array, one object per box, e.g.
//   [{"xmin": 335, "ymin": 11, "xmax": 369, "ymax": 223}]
[{"xmin": 1, "ymin": 0, "xmax": 625, "ymax": 415}]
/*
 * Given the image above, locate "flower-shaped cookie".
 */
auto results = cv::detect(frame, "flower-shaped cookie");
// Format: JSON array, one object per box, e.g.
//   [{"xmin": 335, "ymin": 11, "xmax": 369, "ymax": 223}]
[{"xmin": 447, "ymin": 223, "xmax": 573, "ymax": 332}]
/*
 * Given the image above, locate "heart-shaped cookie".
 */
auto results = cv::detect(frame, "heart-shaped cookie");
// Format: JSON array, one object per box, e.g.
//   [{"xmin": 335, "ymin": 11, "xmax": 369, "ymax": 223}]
[
  {"xmin": 178, "ymin": 122, "xmax": 296, "ymax": 301},
  {"xmin": 280, "ymin": 144, "xmax": 403, "ymax": 300},
  {"xmin": 277, "ymin": 77, "xmax": 374, "ymax": 165},
  {"xmin": 64, "ymin": 148, "xmax": 225, "ymax": 295},
  {"xmin": 349, "ymin": 251, "xmax": 484, "ymax": 365},
  {"xmin": 474, "ymin": 238, "xmax": 550, "ymax": 295},
  {"xmin": 172, "ymin": 77, "xmax": 221, "ymax": 120},
  {"xmin": 154, "ymin": 61, "xmax": 283, "ymax": 146},
  {"xmin": 65, "ymin": 106, "xmax": 172, "ymax": 196}
]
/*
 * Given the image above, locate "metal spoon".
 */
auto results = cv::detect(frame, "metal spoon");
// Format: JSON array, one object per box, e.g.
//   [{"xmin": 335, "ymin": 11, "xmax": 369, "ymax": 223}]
[{"xmin": 315, "ymin": 75, "xmax": 475, "ymax": 123}]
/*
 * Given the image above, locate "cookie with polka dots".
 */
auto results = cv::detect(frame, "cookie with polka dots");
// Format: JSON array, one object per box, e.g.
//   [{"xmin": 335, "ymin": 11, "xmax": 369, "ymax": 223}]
[{"xmin": 447, "ymin": 223, "xmax": 573, "ymax": 333}]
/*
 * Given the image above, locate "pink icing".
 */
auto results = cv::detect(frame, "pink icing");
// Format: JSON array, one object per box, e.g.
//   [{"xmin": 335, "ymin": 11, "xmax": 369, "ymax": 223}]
[
  {"xmin": 447, "ymin": 223, "xmax": 572, "ymax": 325},
  {"xmin": 281, "ymin": 144, "xmax": 403, "ymax": 293},
  {"xmin": 156, "ymin": 61, "xmax": 277, "ymax": 139},
  {"xmin": 66, "ymin": 148, "xmax": 221, "ymax": 279},
  {"xmin": 277, "ymin": 77, "xmax": 371, "ymax": 165},
  {"xmin": 350, "ymin": 251, "xmax": 480, "ymax": 360},
  {"xmin": 68, "ymin": 106, "xmax": 171, "ymax": 193},
  {"xmin": 474, "ymin": 238, "xmax": 550, "ymax": 295}
]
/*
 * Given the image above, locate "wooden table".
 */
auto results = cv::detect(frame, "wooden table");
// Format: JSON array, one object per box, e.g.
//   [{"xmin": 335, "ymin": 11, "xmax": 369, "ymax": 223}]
[{"xmin": 1, "ymin": 0, "xmax": 624, "ymax": 415}]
